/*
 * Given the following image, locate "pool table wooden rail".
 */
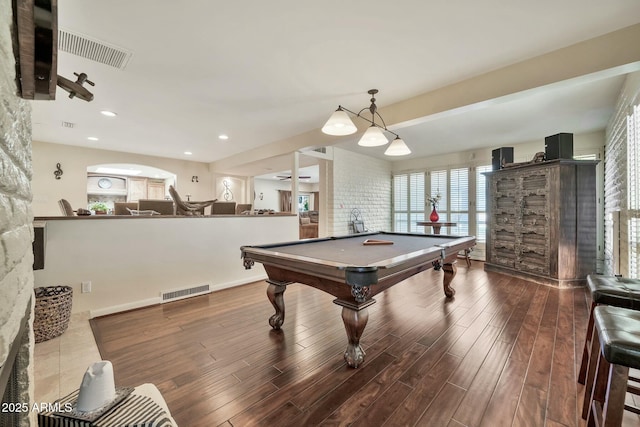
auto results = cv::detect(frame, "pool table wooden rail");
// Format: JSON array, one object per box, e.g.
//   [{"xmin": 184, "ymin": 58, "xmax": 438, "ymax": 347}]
[{"xmin": 242, "ymin": 234, "xmax": 473, "ymax": 298}]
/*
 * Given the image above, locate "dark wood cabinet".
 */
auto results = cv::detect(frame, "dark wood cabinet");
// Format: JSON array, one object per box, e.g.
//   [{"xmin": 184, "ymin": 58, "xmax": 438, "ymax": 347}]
[
  {"xmin": 484, "ymin": 159, "xmax": 599, "ymax": 287},
  {"xmin": 33, "ymin": 221, "xmax": 46, "ymax": 270}
]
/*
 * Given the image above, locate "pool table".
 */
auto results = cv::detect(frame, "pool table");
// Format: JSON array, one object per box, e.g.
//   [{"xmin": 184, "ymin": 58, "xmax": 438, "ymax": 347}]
[{"xmin": 241, "ymin": 231, "xmax": 476, "ymax": 368}]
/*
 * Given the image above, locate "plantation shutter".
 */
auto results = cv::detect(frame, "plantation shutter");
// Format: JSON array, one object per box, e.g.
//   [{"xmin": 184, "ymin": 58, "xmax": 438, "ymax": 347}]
[
  {"xmin": 408, "ymin": 172, "xmax": 425, "ymax": 233},
  {"xmin": 449, "ymin": 168, "xmax": 469, "ymax": 235},
  {"xmin": 393, "ymin": 174, "xmax": 408, "ymax": 231},
  {"xmin": 629, "ymin": 104, "xmax": 640, "ymax": 277},
  {"xmin": 430, "ymin": 170, "xmax": 447, "ymax": 221},
  {"xmin": 476, "ymin": 165, "xmax": 492, "ymax": 243}
]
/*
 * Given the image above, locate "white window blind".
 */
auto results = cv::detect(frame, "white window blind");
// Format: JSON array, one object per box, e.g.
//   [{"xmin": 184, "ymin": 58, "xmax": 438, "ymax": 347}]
[
  {"xmin": 628, "ymin": 104, "xmax": 640, "ymax": 276},
  {"xmin": 449, "ymin": 168, "xmax": 469, "ymax": 235},
  {"xmin": 394, "ymin": 174, "xmax": 408, "ymax": 211},
  {"xmin": 430, "ymin": 170, "xmax": 447, "ymax": 221},
  {"xmin": 476, "ymin": 165, "xmax": 492, "ymax": 243},
  {"xmin": 409, "ymin": 172, "xmax": 425, "ymax": 233},
  {"xmin": 393, "ymin": 172, "xmax": 425, "ymax": 232}
]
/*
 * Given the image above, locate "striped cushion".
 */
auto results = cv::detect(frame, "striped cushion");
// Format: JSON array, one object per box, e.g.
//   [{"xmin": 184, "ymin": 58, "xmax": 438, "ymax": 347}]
[{"xmin": 38, "ymin": 388, "xmax": 174, "ymax": 427}]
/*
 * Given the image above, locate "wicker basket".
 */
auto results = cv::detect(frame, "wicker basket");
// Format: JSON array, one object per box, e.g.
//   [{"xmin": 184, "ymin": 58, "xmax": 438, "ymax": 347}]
[{"xmin": 34, "ymin": 286, "xmax": 73, "ymax": 343}]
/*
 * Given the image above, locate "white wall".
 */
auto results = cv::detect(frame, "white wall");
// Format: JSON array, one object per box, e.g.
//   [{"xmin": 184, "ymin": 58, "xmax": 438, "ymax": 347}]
[
  {"xmin": 32, "ymin": 141, "xmax": 216, "ymax": 216},
  {"xmin": 392, "ymin": 131, "xmax": 605, "ymax": 173},
  {"xmin": 253, "ymin": 178, "xmax": 318, "ymax": 211},
  {"xmin": 213, "ymin": 174, "xmax": 247, "ymax": 203},
  {"xmin": 34, "ymin": 215, "xmax": 299, "ymax": 316}
]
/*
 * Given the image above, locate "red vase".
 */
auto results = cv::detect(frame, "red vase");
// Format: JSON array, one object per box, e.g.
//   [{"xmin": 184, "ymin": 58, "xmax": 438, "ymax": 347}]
[{"xmin": 429, "ymin": 206, "xmax": 439, "ymax": 222}]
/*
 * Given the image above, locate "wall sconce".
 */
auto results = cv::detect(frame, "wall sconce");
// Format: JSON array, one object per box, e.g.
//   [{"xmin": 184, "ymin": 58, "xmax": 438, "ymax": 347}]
[
  {"xmin": 54, "ymin": 163, "xmax": 63, "ymax": 179},
  {"xmin": 191, "ymin": 176, "xmax": 199, "ymax": 183}
]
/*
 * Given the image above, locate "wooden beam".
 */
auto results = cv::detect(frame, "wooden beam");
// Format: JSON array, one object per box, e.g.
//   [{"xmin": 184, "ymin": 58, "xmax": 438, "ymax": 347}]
[{"xmin": 14, "ymin": 0, "xmax": 57, "ymax": 100}]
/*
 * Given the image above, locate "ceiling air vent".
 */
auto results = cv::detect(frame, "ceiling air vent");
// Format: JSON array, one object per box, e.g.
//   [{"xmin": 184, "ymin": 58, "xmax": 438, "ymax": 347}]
[{"xmin": 58, "ymin": 29, "xmax": 133, "ymax": 70}]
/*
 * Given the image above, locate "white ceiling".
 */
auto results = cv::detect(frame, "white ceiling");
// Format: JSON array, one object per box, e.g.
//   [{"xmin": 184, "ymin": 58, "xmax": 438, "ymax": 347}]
[{"xmin": 30, "ymin": 1, "xmax": 640, "ymax": 178}]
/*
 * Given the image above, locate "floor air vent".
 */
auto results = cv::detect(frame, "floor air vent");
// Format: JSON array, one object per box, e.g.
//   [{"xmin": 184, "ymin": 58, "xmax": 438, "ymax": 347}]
[{"xmin": 161, "ymin": 284, "xmax": 211, "ymax": 303}]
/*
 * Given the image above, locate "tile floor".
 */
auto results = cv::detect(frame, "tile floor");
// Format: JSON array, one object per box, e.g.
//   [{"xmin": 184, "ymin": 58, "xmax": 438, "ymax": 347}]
[{"xmin": 33, "ymin": 311, "xmax": 101, "ymax": 404}]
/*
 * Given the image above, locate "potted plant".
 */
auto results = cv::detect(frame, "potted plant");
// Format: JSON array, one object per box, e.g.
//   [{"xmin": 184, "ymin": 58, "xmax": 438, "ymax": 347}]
[{"xmin": 90, "ymin": 202, "xmax": 109, "ymax": 215}]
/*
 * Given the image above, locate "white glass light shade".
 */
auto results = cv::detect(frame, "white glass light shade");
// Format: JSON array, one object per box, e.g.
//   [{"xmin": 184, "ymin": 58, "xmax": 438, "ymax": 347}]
[
  {"xmin": 358, "ymin": 125, "xmax": 389, "ymax": 147},
  {"xmin": 384, "ymin": 137, "xmax": 411, "ymax": 156},
  {"xmin": 321, "ymin": 109, "xmax": 357, "ymax": 136}
]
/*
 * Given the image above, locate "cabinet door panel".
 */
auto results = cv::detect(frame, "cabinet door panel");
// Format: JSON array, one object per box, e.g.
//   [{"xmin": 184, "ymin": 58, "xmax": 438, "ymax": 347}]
[
  {"xmin": 521, "ymin": 214, "xmax": 547, "ymax": 227},
  {"xmin": 495, "ymin": 177, "xmax": 517, "ymax": 192},
  {"xmin": 520, "ymin": 172, "xmax": 548, "ymax": 191},
  {"xmin": 522, "ymin": 194, "xmax": 546, "ymax": 209},
  {"xmin": 495, "ymin": 196, "xmax": 516, "ymax": 209},
  {"xmin": 147, "ymin": 182, "xmax": 165, "ymax": 200},
  {"xmin": 493, "ymin": 229, "xmax": 515, "ymax": 242},
  {"xmin": 517, "ymin": 254, "xmax": 549, "ymax": 275},
  {"xmin": 494, "ymin": 213, "xmax": 516, "ymax": 226},
  {"xmin": 128, "ymin": 178, "xmax": 147, "ymax": 202},
  {"xmin": 491, "ymin": 248, "xmax": 516, "ymax": 267}
]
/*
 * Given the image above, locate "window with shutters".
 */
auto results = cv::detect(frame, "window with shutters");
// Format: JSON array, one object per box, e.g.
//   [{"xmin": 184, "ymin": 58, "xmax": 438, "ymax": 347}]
[
  {"xmin": 429, "ymin": 170, "xmax": 447, "ymax": 221},
  {"xmin": 628, "ymin": 104, "xmax": 640, "ymax": 277},
  {"xmin": 393, "ymin": 172, "xmax": 425, "ymax": 232},
  {"xmin": 449, "ymin": 168, "xmax": 469, "ymax": 236},
  {"xmin": 476, "ymin": 165, "xmax": 492, "ymax": 244},
  {"xmin": 393, "ymin": 165, "xmax": 489, "ymax": 258},
  {"xmin": 426, "ymin": 169, "xmax": 467, "ymax": 236}
]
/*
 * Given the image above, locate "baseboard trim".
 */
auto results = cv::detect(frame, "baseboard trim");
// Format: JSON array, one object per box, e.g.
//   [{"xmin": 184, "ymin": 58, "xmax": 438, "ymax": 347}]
[{"xmin": 88, "ymin": 274, "xmax": 269, "ymax": 318}]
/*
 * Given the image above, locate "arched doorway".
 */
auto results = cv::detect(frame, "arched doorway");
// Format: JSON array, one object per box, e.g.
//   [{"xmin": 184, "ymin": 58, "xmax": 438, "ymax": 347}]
[{"xmin": 86, "ymin": 163, "xmax": 176, "ymax": 213}]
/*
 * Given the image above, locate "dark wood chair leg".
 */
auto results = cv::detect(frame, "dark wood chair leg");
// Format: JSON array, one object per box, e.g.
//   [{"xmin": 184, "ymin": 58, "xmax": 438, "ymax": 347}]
[
  {"xmin": 587, "ymin": 352, "xmax": 630, "ymax": 427},
  {"xmin": 603, "ymin": 363, "xmax": 631, "ymax": 426},
  {"xmin": 579, "ymin": 301, "xmax": 597, "ymax": 384},
  {"xmin": 583, "ymin": 327, "xmax": 601, "ymax": 420},
  {"xmin": 587, "ymin": 351, "xmax": 610, "ymax": 425}
]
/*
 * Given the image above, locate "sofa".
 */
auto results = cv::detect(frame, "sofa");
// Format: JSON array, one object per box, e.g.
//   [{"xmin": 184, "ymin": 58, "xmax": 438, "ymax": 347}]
[{"xmin": 299, "ymin": 210, "xmax": 318, "ymax": 239}]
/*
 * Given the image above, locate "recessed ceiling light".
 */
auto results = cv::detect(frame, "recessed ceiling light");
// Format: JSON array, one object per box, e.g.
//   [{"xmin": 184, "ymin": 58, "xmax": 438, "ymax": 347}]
[
  {"xmin": 100, "ymin": 110, "xmax": 117, "ymax": 117},
  {"xmin": 87, "ymin": 137, "xmax": 99, "ymax": 141},
  {"xmin": 218, "ymin": 134, "xmax": 229, "ymax": 140},
  {"xmin": 184, "ymin": 151, "xmax": 192, "ymax": 155}
]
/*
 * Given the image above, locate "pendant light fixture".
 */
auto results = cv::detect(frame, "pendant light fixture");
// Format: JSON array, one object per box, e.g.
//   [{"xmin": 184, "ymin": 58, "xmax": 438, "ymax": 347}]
[
  {"xmin": 384, "ymin": 136, "xmax": 411, "ymax": 156},
  {"xmin": 321, "ymin": 89, "xmax": 411, "ymax": 156},
  {"xmin": 321, "ymin": 107, "xmax": 357, "ymax": 136}
]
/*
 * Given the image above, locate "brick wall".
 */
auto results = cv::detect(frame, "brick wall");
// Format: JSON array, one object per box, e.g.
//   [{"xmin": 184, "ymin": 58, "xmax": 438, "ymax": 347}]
[
  {"xmin": 329, "ymin": 148, "xmax": 391, "ymax": 235},
  {"xmin": 0, "ymin": 0, "xmax": 36, "ymax": 424}
]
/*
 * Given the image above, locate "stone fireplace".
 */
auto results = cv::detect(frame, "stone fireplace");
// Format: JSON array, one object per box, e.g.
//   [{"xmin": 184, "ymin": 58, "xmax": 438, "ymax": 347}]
[
  {"xmin": 0, "ymin": 0, "xmax": 37, "ymax": 425},
  {"xmin": 0, "ymin": 303, "xmax": 33, "ymax": 427}
]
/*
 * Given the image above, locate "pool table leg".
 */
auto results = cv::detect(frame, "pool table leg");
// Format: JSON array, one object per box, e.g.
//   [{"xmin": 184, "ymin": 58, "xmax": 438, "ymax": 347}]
[
  {"xmin": 266, "ymin": 280, "xmax": 288, "ymax": 329},
  {"xmin": 341, "ymin": 306, "xmax": 369, "ymax": 368},
  {"xmin": 442, "ymin": 261, "xmax": 457, "ymax": 298}
]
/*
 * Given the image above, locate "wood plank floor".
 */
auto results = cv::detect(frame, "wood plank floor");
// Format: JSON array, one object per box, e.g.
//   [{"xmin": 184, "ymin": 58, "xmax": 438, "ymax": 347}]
[{"xmin": 90, "ymin": 263, "xmax": 640, "ymax": 426}]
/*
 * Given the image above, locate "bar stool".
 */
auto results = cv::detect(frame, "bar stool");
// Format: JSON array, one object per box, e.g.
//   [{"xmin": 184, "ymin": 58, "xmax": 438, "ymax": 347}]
[
  {"xmin": 582, "ymin": 305, "xmax": 640, "ymax": 425},
  {"xmin": 578, "ymin": 275, "xmax": 640, "ymax": 385}
]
